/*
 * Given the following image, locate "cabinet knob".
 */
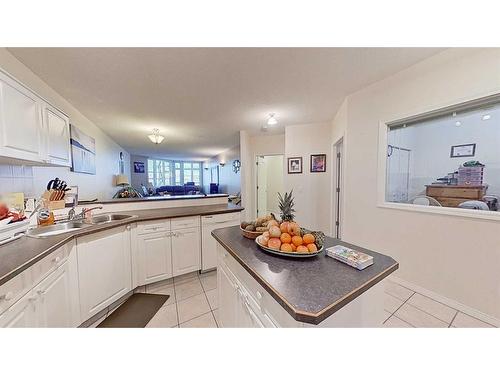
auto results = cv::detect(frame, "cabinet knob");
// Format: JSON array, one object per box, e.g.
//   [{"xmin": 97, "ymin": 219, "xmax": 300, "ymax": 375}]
[
  {"xmin": 126, "ymin": 225, "xmax": 131, "ymax": 230},
  {"xmin": 53, "ymin": 256, "xmax": 61, "ymax": 263},
  {"xmin": 256, "ymin": 291, "xmax": 262, "ymax": 300},
  {"xmin": 1, "ymin": 291, "xmax": 13, "ymax": 301}
]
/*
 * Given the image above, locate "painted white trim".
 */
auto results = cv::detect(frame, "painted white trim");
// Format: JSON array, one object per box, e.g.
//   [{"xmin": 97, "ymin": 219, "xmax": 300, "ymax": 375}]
[
  {"xmin": 330, "ymin": 135, "xmax": 345, "ymax": 238},
  {"xmin": 389, "ymin": 275, "xmax": 500, "ymax": 327}
]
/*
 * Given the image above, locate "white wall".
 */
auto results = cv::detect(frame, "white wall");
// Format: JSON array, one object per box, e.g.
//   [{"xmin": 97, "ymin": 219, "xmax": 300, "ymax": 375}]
[
  {"xmin": 284, "ymin": 123, "xmax": 332, "ymax": 233},
  {"xmin": 333, "ymin": 48, "xmax": 500, "ymax": 319},
  {"xmin": 207, "ymin": 145, "xmax": 241, "ymax": 195},
  {"xmin": 130, "ymin": 155, "xmax": 149, "ymax": 190},
  {"xmin": 0, "ymin": 48, "xmax": 130, "ymax": 201}
]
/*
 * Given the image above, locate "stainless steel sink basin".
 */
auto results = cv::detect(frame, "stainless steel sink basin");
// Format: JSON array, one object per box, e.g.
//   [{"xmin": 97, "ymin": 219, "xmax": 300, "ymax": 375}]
[
  {"xmin": 88, "ymin": 213, "xmax": 137, "ymax": 225},
  {"xmin": 26, "ymin": 222, "xmax": 92, "ymax": 238}
]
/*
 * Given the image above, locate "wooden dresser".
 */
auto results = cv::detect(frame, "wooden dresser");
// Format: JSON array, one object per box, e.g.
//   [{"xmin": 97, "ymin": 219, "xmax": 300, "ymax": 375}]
[{"xmin": 425, "ymin": 184, "xmax": 488, "ymax": 207}]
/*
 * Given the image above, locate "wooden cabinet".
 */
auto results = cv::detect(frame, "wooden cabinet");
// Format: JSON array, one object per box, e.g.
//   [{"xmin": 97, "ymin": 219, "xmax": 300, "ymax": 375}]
[
  {"xmin": 77, "ymin": 226, "xmax": 132, "ymax": 321},
  {"xmin": 138, "ymin": 231, "xmax": 173, "ymax": 284},
  {"xmin": 426, "ymin": 184, "xmax": 488, "ymax": 207},
  {"xmin": 171, "ymin": 227, "xmax": 201, "ymax": 277},
  {"xmin": 0, "ymin": 69, "xmax": 70, "ymax": 166},
  {"xmin": 43, "ymin": 103, "xmax": 71, "ymax": 166}
]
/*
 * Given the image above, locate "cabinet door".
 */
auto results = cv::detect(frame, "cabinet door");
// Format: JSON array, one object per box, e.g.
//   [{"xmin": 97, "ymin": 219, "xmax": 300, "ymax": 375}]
[
  {"xmin": 217, "ymin": 265, "xmax": 239, "ymax": 328},
  {"xmin": 201, "ymin": 223, "xmax": 217, "ymax": 271},
  {"xmin": 171, "ymin": 227, "xmax": 201, "ymax": 277},
  {"xmin": 35, "ymin": 260, "xmax": 76, "ymax": 328},
  {"xmin": 77, "ymin": 226, "xmax": 132, "ymax": 321},
  {"xmin": 44, "ymin": 104, "xmax": 71, "ymax": 166},
  {"xmin": 0, "ymin": 292, "xmax": 37, "ymax": 328},
  {"xmin": 0, "ymin": 73, "xmax": 43, "ymax": 162},
  {"xmin": 138, "ymin": 231, "xmax": 172, "ymax": 284}
]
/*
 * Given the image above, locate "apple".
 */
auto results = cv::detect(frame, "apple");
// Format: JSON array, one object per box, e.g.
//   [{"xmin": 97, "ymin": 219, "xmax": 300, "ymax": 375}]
[{"xmin": 268, "ymin": 226, "xmax": 281, "ymax": 238}]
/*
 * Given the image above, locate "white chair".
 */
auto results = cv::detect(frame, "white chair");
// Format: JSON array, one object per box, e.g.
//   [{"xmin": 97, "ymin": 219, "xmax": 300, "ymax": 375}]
[
  {"xmin": 458, "ymin": 200, "xmax": 490, "ymax": 210},
  {"xmin": 408, "ymin": 195, "xmax": 442, "ymax": 206}
]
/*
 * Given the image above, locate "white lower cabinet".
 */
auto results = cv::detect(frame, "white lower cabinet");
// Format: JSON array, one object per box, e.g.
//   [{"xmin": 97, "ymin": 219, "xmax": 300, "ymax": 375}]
[
  {"xmin": 171, "ymin": 227, "xmax": 201, "ymax": 277},
  {"xmin": 138, "ymin": 231, "xmax": 173, "ymax": 284},
  {"xmin": 0, "ymin": 291, "xmax": 37, "ymax": 327},
  {"xmin": 77, "ymin": 226, "xmax": 132, "ymax": 321},
  {"xmin": 35, "ymin": 259, "xmax": 79, "ymax": 328}
]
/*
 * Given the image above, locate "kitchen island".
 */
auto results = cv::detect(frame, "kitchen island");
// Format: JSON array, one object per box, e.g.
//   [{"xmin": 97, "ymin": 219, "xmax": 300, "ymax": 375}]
[{"xmin": 212, "ymin": 226, "xmax": 398, "ymax": 327}]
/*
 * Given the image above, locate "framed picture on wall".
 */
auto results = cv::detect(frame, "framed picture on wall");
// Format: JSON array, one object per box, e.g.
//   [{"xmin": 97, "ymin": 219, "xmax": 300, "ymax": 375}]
[
  {"xmin": 450, "ymin": 143, "xmax": 476, "ymax": 158},
  {"xmin": 133, "ymin": 161, "xmax": 145, "ymax": 173},
  {"xmin": 310, "ymin": 154, "xmax": 326, "ymax": 172},
  {"xmin": 287, "ymin": 157, "xmax": 303, "ymax": 174}
]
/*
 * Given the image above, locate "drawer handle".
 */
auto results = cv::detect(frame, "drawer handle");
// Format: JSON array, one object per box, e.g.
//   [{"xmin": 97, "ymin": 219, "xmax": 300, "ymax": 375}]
[
  {"xmin": 53, "ymin": 256, "xmax": 61, "ymax": 264},
  {"xmin": 256, "ymin": 291, "xmax": 262, "ymax": 300},
  {"xmin": 0, "ymin": 291, "xmax": 13, "ymax": 301}
]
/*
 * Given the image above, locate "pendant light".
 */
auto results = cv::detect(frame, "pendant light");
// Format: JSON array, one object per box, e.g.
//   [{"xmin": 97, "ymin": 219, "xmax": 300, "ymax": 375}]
[{"xmin": 148, "ymin": 128, "xmax": 165, "ymax": 144}]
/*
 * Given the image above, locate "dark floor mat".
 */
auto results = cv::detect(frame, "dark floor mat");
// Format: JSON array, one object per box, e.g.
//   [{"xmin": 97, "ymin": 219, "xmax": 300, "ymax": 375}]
[{"xmin": 97, "ymin": 293, "xmax": 169, "ymax": 328}]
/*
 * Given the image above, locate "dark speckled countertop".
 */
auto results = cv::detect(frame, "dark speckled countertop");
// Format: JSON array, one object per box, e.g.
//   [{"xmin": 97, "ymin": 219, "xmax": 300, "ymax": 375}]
[
  {"xmin": 212, "ymin": 226, "xmax": 398, "ymax": 325},
  {"xmin": 0, "ymin": 204, "xmax": 243, "ymax": 287}
]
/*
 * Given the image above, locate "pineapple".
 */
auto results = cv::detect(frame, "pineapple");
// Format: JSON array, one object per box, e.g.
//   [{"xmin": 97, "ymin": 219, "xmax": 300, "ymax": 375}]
[{"xmin": 278, "ymin": 190, "xmax": 296, "ymax": 222}]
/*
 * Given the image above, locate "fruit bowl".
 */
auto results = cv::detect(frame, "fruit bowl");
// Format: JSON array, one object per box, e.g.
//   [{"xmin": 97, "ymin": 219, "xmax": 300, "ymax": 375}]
[
  {"xmin": 240, "ymin": 225, "xmax": 263, "ymax": 239},
  {"xmin": 255, "ymin": 235, "xmax": 324, "ymax": 258}
]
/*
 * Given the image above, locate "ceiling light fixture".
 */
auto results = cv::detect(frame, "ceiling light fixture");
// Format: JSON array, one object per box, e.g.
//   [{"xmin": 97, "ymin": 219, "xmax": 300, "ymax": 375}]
[
  {"xmin": 267, "ymin": 113, "xmax": 278, "ymax": 126},
  {"xmin": 482, "ymin": 114, "xmax": 491, "ymax": 121},
  {"xmin": 148, "ymin": 128, "xmax": 164, "ymax": 144},
  {"xmin": 455, "ymin": 121, "xmax": 462, "ymax": 127}
]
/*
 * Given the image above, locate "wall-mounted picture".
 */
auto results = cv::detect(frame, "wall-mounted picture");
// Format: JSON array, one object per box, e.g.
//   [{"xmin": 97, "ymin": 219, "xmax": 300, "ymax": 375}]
[
  {"xmin": 70, "ymin": 124, "xmax": 96, "ymax": 174},
  {"xmin": 133, "ymin": 161, "xmax": 145, "ymax": 173},
  {"xmin": 450, "ymin": 143, "xmax": 476, "ymax": 158},
  {"xmin": 310, "ymin": 154, "xmax": 326, "ymax": 173},
  {"xmin": 288, "ymin": 157, "xmax": 303, "ymax": 174}
]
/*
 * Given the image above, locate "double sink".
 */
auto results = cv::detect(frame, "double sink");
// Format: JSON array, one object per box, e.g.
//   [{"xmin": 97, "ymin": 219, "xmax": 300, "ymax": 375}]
[{"xmin": 26, "ymin": 214, "xmax": 138, "ymax": 238}]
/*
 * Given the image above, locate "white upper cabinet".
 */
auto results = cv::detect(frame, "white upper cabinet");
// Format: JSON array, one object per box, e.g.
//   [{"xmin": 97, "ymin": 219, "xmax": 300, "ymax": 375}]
[
  {"xmin": 0, "ymin": 73, "xmax": 43, "ymax": 162},
  {"xmin": 0, "ymin": 69, "xmax": 71, "ymax": 166},
  {"xmin": 43, "ymin": 103, "xmax": 71, "ymax": 167}
]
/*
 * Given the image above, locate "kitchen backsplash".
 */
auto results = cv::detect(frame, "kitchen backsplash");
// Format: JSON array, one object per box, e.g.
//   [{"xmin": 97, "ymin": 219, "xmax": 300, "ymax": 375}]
[{"xmin": 0, "ymin": 164, "xmax": 35, "ymax": 197}]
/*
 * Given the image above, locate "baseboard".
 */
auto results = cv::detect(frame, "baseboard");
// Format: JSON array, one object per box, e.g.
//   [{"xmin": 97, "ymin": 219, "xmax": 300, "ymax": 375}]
[{"xmin": 388, "ymin": 275, "xmax": 500, "ymax": 327}]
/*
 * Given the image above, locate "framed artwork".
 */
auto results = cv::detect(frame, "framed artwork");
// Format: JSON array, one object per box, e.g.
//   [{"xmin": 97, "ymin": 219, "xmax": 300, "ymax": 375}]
[
  {"xmin": 133, "ymin": 161, "xmax": 145, "ymax": 173},
  {"xmin": 450, "ymin": 143, "xmax": 476, "ymax": 158},
  {"xmin": 287, "ymin": 157, "xmax": 303, "ymax": 174},
  {"xmin": 70, "ymin": 124, "xmax": 96, "ymax": 174},
  {"xmin": 310, "ymin": 154, "xmax": 327, "ymax": 173}
]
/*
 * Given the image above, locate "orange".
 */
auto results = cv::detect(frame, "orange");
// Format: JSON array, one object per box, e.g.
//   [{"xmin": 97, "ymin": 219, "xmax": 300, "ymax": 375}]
[
  {"xmin": 268, "ymin": 238, "xmax": 281, "ymax": 250},
  {"xmin": 306, "ymin": 243, "xmax": 318, "ymax": 253},
  {"xmin": 296, "ymin": 245, "xmax": 308, "ymax": 253},
  {"xmin": 291, "ymin": 235, "xmax": 303, "ymax": 247},
  {"xmin": 291, "ymin": 244, "xmax": 297, "ymax": 252},
  {"xmin": 280, "ymin": 233, "xmax": 292, "ymax": 244},
  {"xmin": 280, "ymin": 221, "xmax": 290, "ymax": 233},
  {"xmin": 280, "ymin": 243, "xmax": 293, "ymax": 252},
  {"xmin": 303, "ymin": 233, "xmax": 315, "ymax": 245}
]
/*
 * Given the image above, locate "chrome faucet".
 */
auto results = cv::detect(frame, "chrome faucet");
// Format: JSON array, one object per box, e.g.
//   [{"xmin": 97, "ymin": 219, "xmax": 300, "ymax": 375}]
[{"xmin": 70, "ymin": 206, "xmax": 104, "ymax": 221}]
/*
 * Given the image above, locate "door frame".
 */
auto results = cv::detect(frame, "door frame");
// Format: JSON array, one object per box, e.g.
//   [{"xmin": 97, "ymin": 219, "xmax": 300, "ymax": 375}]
[
  {"xmin": 331, "ymin": 136, "xmax": 345, "ymax": 239},
  {"xmin": 255, "ymin": 153, "xmax": 284, "ymax": 218}
]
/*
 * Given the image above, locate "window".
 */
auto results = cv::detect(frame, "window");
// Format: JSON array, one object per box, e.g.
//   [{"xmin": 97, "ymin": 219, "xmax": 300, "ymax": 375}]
[
  {"xmin": 147, "ymin": 159, "xmax": 203, "ymax": 187},
  {"xmin": 384, "ymin": 94, "xmax": 500, "ymax": 214}
]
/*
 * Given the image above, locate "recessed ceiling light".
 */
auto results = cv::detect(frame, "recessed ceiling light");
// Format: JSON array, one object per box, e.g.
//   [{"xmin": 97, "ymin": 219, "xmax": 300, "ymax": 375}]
[
  {"xmin": 482, "ymin": 114, "xmax": 491, "ymax": 121},
  {"xmin": 455, "ymin": 121, "xmax": 461, "ymax": 127},
  {"xmin": 148, "ymin": 128, "xmax": 165, "ymax": 144},
  {"xmin": 267, "ymin": 113, "xmax": 278, "ymax": 126}
]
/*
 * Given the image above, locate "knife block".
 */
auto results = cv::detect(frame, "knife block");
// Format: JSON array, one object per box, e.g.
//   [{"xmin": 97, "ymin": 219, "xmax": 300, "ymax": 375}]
[{"xmin": 42, "ymin": 190, "xmax": 66, "ymax": 210}]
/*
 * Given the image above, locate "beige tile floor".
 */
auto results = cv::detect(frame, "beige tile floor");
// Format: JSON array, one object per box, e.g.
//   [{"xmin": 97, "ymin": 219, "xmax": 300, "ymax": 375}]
[
  {"xmin": 137, "ymin": 272, "xmax": 497, "ymax": 328},
  {"xmin": 382, "ymin": 279, "xmax": 497, "ymax": 328},
  {"xmin": 145, "ymin": 270, "xmax": 219, "ymax": 328}
]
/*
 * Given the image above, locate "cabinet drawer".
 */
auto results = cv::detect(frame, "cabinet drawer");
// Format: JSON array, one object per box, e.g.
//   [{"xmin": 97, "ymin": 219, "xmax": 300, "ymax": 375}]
[
  {"xmin": 137, "ymin": 219, "xmax": 171, "ymax": 234},
  {"xmin": 0, "ymin": 269, "xmax": 33, "ymax": 315},
  {"xmin": 202, "ymin": 212, "xmax": 240, "ymax": 224},
  {"xmin": 171, "ymin": 216, "xmax": 200, "ymax": 230},
  {"xmin": 31, "ymin": 244, "xmax": 69, "ymax": 285}
]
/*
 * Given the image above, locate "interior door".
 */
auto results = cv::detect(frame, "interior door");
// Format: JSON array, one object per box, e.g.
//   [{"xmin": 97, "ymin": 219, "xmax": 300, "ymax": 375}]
[{"xmin": 256, "ymin": 156, "xmax": 267, "ymax": 217}]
